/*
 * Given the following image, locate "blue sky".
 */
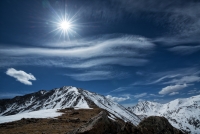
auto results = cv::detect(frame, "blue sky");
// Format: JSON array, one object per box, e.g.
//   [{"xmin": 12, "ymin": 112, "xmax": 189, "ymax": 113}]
[{"xmin": 0, "ymin": 0, "xmax": 200, "ymax": 106}]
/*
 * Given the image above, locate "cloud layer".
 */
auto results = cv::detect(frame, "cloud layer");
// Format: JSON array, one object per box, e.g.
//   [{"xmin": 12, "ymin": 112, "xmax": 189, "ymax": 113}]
[
  {"xmin": 6, "ymin": 68, "xmax": 36, "ymax": 85},
  {"xmin": 0, "ymin": 35, "xmax": 154, "ymax": 81}
]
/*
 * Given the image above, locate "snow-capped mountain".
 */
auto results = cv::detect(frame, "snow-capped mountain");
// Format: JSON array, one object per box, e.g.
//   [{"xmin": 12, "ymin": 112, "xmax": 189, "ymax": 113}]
[
  {"xmin": 0, "ymin": 86, "xmax": 140, "ymax": 125},
  {"xmin": 128, "ymin": 95, "xmax": 200, "ymax": 134}
]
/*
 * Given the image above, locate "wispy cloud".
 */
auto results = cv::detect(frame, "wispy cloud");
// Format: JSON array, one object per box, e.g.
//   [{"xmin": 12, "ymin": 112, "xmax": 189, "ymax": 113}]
[
  {"xmin": 163, "ymin": 75, "xmax": 200, "ymax": 85},
  {"xmin": 0, "ymin": 35, "xmax": 154, "ymax": 59},
  {"xmin": 147, "ymin": 74, "xmax": 181, "ymax": 85},
  {"xmin": 149, "ymin": 94, "xmax": 164, "ymax": 98},
  {"xmin": 149, "ymin": 68, "xmax": 200, "ymax": 95},
  {"xmin": 65, "ymin": 71, "xmax": 113, "ymax": 81},
  {"xmin": 6, "ymin": 68, "xmax": 36, "ymax": 85},
  {"xmin": 169, "ymin": 92, "xmax": 179, "ymax": 96},
  {"xmin": 106, "ymin": 95, "xmax": 130, "ymax": 102},
  {"xmin": 121, "ymin": 93, "xmax": 147, "ymax": 99},
  {"xmin": 106, "ymin": 92, "xmax": 147, "ymax": 103},
  {"xmin": 187, "ymin": 89, "xmax": 200, "ymax": 95},
  {"xmin": 169, "ymin": 45, "xmax": 200, "ymax": 55},
  {"xmin": 135, "ymin": 67, "xmax": 200, "ymax": 95},
  {"xmin": 108, "ymin": 86, "xmax": 133, "ymax": 93},
  {"xmin": 133, "ymin": 93, "xmax": 147, "ymax": 99},
  {"xmin": 130, "ymin": 67, "xmax": 200, "ymax": 86},
  {"xmin": 159, "ymin": 84, "xmax": 188, "ymax": 95},
  {"xmin": 68, "ymin": 57, "xmax": 148, "ymax": 69},
  {"xmin": 0, "ymin": 35, "xmax": 154, "ymax": 81}
]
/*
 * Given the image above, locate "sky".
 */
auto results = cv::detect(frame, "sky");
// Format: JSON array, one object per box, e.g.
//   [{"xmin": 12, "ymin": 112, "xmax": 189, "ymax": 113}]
[{"xmin": 0, "ymin": 0, "xmax": 200, "ymax": 106}]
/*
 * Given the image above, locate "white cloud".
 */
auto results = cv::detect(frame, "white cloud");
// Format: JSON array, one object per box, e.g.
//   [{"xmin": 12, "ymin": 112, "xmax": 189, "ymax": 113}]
[
  {"xmin": 159, "ymin": 84, "xmax": 188, "ymax": 95},
  {"xmin": 169, "ymin": 45, "xmax": 200, "ymax": 55},
  {"xmin": 133, "ymin": 93, "xmax": 147, "ymax": 98},
  {"xmin": 0, "ymin": 35, "xmax": 155, "ymax": 81},
  {"xmin": 145, "ymin": 68, "xmax": 200, "ymax": 86},
  {"xmin": 164, "ymin": 75, "xmax": 200, "ymax": 84},
  {"xmin": 149, "ymin": 94, "xmax": 164, "ymax": 97},
  {"xmin": 187, "ymin": 89, "xmax": 200, "ymax": 95},
  {"xmin": 65, "ymin": 71, "xmax": 113, "ymax": 81},
  {"xmin": 108, "ymin": 86, "xmax": 133, "ymax": 93},
  {"xmin": 169, "ymin": 92, "xmax": 179, "ymax": 96},
  {"xmin": 0, "ymin": 35, "xmax": 154, "ymax": 59},
  {"xmin": 68, "ymin": 57, "xmax": 148, "ymax": 68},
  {"xmin": 6, "ymin": 68, "xmax": 36, "ymax": 85},
  {"xmin": 148, "ymin": 74, "xmax": 180, "ymax": 85},
  {"xmin": 106, "ymin": 95, "xmax": 129, "ymax": 102}
]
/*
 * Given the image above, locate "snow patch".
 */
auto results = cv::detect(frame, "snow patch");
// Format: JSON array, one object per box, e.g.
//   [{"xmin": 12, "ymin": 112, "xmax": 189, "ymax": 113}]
[{"xmin": 0, "ymin": 109, "xmax": 62, "ymax": 124}]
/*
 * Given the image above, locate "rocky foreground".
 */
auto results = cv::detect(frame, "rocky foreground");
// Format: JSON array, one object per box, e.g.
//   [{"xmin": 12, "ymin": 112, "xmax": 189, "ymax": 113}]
[{"xmin": 0, "ymin": 108, "xmax": 183, "ymax": 134}]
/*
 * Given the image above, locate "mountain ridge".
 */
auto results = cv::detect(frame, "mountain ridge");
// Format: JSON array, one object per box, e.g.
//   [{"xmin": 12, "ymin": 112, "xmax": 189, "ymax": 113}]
[
  {"xmin": 0, "ymin": 86, "xmax": 140, "ymax": 125},
  {"xmin": 128, "ymin": 94, "xmax": 200, "ymax": 134}
]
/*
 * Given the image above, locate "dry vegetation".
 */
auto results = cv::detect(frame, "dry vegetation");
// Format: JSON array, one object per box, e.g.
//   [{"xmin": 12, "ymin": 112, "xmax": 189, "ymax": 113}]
[{"xmin": 0, "ymin": 108, "xmax": 102, "ymax": 134}]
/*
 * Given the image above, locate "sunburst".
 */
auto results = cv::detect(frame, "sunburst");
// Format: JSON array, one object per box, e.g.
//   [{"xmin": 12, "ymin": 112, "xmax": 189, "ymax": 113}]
[{"xmin": 49, "ymin": 11, "xmax": 78, "ymax": 40}]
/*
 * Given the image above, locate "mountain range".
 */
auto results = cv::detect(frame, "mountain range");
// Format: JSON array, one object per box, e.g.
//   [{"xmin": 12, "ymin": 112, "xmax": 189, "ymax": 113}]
[
  {"xmin": 0, "ymin": 86, "xmax": 140, "ymax": 125},
  {"xmin": 128, "ymin": 95, "xmax": 200, "ymax": 134},
  {"xmin": 0, "ymin": 86, "xmax": 199, "ymax": 133}
]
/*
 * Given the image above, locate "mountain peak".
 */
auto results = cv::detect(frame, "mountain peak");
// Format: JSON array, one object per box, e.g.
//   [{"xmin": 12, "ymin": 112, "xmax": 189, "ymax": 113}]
[
  {"xmin": 128, "ymin": 94, "xmax": 200, "ymax": 133},
  {"xmin": 0, "ymin": 86, "xmax": 141, "ymax": 125}
]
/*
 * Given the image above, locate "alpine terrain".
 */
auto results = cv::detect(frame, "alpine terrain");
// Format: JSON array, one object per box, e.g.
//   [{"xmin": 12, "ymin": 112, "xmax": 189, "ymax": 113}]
[
  {"xmin": 0, "ymin": 86, "xmax": 140, "ymax": 125},
  {"xmin": 0, "ymin": 86, "xmax": 186, "ymax": 133},
  {"xmin": 128, "ymin": 95, "xmax": 200, "ymax": 134}
]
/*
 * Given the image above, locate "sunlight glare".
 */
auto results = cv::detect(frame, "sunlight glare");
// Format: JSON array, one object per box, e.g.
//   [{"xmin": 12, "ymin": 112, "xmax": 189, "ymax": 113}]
[{"xmin": 59, "ymin": 21, "xmax": 71, "ymax": 31}]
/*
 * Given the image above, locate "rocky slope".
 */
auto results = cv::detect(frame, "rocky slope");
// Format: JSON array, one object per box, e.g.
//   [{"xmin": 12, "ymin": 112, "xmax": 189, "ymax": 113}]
[
  {"xmin": 68, "ymin": 110, "xmax": 183, "ymax": 134},
  {"xmin": 0, "ymin": 108, "xmax": 183, "ymax": 134},
  {"xmin": 128, "ymin": 95, "xmax": 200, "ymax": 134},
  {"xmin": 0, "ymin": 86, "xmax": 140, "ymax": 125}
]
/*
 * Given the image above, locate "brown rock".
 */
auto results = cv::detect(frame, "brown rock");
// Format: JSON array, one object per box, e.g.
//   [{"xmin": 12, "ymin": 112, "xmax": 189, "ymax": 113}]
[
  {"xmin": 138, "ymin": 116, "xmax": 184, "ymax": 134},
  {"xmin": 67, "ymin": 111, "xmax": 121, "ymax": 134}
]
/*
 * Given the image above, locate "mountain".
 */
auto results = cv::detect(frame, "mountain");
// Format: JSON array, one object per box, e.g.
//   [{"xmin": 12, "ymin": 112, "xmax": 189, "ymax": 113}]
[
  {"xmin": 0, "ymin": 107, "xmax": 183, "ymax": 134},
  {"xmin": 67, "ymin": 111, "xmax": 183, "ymax": 134},
  {"xmin": 128, "ymin": 95, "xmax": 200, "ymax": 134},
  {"xmin": 0, "ymin": 86, "xmax": 140, "ymax": 125}
]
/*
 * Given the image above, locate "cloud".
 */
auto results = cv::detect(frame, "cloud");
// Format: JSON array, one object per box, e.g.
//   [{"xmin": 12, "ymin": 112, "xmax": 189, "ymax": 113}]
[
  {"xmin": 0, "ymin": 35, "xmax": 155, "ymax": 81},
  {"xmin": 65, "ymin": 71, "xmax": 113, "ymax": 81},
  {"xmin": 187, "ymin": 89, "xmax": 200, "ymax": 95},
  {"xmin": 106, "ymin": 95, "xmax": 129, "ymax": 102},
  {"xmin": 169, "ymin": 45, "xmax": 200, "ymax": 55},
  {"xmin": 0, "ymin": 35, "xmax": 154, "ymax": 59},
  {"xmin": 169, "ymin": 92, "xmax": 179, "ymax": 96},
  {"xmin": 121, "ymin": 93, "xmax": 147, "ymax": 99},
  {"xmin": 149, "ymin": 94, "xmax": 164, "ymax": 98},
  {"xmin": 133, "ymin": 93, "xmax": 147, "ymax": 98},
  {"xmin": 6, "ymin": 68, "xmax": 36, "ymax": 85},
  {"xmin": 68, "ymin": 57, "xmax": 148, "ymax": 68},
  {"xmin": 159, "ymin": 84, "xmax": 188, "ymax": 95},
  {"xmin": 108, "ymin": 86, "xmax": 133, "ymax": 93},
  {"xmin": 119, "ymin": 0, "xmax": 200, "ymax": 36},
  {"xmin": 148, "ymin": 74, "xmax": 180, "ymax": 85},
  {"xmin": 145, "ymin": 68, "xmax": 200, "ymax": 85},
  {"xmin": 124, "ymin": 0, "xmax": 200, "ymax": 47},
  {"xmin": 164, "ymin": 75, "xmax": 200, "ymax": 84}
]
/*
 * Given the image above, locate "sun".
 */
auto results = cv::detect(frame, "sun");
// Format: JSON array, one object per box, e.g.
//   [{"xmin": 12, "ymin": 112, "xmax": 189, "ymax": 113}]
[
  {"xmin": 49, "ymin": 12, "xmax": 78, "ymax": 40},
  {"xmin": 59, "ymin": 21, "xmax": 71, "ymax": 31}
]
